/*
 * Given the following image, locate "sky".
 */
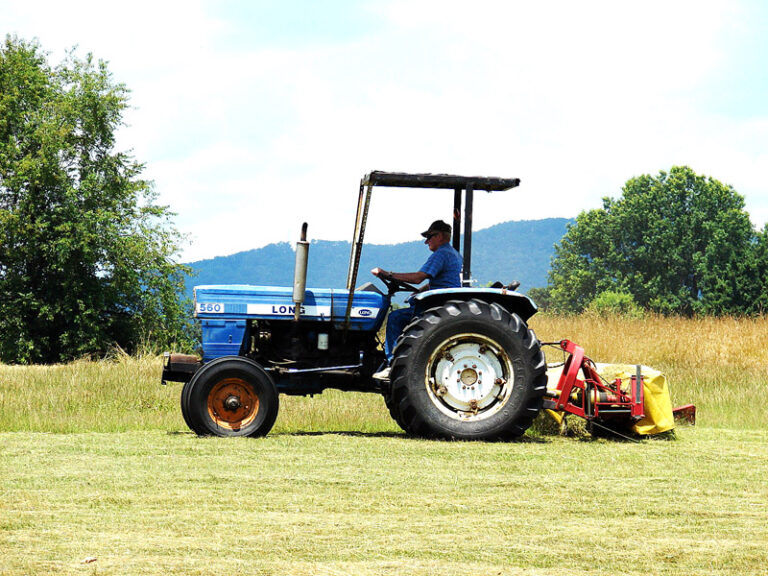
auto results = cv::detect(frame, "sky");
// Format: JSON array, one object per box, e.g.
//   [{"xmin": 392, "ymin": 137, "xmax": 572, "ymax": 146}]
[{"xmin": 3, "ymin": 0, "xmax": 768, "ymax": 262}]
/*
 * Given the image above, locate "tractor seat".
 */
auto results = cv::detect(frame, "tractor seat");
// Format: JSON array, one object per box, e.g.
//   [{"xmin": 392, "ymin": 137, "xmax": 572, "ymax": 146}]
[{"xmin": 490, "ymin": 280, "xmax": 520, "ymax": 291}]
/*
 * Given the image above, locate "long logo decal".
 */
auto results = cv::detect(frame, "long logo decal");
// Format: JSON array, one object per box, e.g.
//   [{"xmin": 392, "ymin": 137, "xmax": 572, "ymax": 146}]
[
  {"xmin": 246, "ymin": 304, "xmax": 378, "ymax": 318},
  {"xmin": 247, "ymin": 304, "xmax": 331, "ymax": 316}
]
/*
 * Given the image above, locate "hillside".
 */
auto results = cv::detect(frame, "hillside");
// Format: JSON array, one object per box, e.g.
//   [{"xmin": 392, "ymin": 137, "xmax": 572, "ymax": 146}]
[{"xmin": 184, "ymin": 218, "xmax": 571, "ymax": 297}]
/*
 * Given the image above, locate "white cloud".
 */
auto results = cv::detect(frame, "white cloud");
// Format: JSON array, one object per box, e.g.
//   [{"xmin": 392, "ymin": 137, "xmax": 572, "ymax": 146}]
[{"xmin": 3, "ymin": 0, "xmax": 767, "ymax": 262}]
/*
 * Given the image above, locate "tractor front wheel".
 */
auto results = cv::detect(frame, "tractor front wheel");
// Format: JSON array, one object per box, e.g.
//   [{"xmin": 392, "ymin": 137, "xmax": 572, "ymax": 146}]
[
  {"xmin": 388, "ymin": 299, "xmax": 546, "ymax": 440},
  {"xmin": 184, "ymin": 357, "xmax": 279, "ymax": 437}
]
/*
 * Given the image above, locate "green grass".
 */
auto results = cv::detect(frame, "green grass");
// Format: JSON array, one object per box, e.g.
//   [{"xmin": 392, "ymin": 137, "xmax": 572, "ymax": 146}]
[
  {"xmin": 1, "ymin": 316, "xmax": 767, "ymax": 574},
  {"xmin": 2, "ymin": 429, "xmax": 767, "ymax": 575}
]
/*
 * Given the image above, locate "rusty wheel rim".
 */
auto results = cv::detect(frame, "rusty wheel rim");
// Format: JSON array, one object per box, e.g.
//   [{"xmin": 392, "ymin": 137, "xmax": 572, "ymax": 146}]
[{"xmin": 207, "ymin": 377, "xmax": 260, "ymax": 431}]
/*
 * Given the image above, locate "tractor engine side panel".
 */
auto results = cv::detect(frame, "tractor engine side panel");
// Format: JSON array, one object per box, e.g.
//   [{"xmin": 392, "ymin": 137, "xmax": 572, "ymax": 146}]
[
  {"xmin": 201, "ymin": 319, "xmax": 248, "ymax": 361},
  {"xmin": 195, "ymin": 284, "xmax": 386, "ymax": 363}
]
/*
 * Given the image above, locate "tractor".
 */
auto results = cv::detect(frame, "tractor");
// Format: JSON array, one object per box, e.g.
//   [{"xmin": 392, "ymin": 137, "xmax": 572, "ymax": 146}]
[{"xmin": 162, "ymin": 171, "xmax": 680, "ymax": 440}]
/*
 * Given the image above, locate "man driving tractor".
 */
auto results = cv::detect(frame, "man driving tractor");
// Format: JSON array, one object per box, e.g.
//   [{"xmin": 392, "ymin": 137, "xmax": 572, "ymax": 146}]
[{"xmin": 371, "ymin": 219, "xmax": 462, "ymax": 379}]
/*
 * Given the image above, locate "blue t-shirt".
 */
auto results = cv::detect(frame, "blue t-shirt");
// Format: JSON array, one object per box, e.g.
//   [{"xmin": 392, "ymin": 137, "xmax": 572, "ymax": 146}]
[{"xmin": 420, "ymin": 243, "xmax": 462, "ymax": 289}]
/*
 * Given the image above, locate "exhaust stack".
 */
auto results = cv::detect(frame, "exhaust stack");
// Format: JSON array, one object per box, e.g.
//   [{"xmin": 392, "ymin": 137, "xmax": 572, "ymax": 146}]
[{"xmin": 293, "ymin": 222, "xmax": 309, "ymax": 321}]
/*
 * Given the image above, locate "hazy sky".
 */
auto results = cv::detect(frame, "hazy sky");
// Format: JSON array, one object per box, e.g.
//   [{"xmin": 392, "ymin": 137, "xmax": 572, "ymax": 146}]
[{"xmin": 3, "ymin": 0, "xmax": 767, "ymax": 262}]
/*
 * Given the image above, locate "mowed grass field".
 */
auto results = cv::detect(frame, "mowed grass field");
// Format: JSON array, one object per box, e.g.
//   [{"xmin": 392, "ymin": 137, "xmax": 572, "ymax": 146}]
[{"xmin": 1, "ymin": 315, "xmax": 767, "ymax": 575}]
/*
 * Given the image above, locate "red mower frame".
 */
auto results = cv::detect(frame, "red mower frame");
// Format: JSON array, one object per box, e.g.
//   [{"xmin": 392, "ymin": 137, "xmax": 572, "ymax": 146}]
[{"xmin": 544, "ymin": 340, "xmax": 645, "ymax": 424}]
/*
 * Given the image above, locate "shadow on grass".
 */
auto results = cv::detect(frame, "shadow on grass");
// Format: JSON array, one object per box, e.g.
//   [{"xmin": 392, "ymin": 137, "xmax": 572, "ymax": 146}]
[
  {"xmin": 277, "ymin": 430, "xmax": 407, "ymax": 439},
  {"xmin": 165, "ymin": 428, "xmax": 552, "ymax": 443},
  {"xmin": 275, "ymin": 430, "xmax": 551, "ymax": 443}
]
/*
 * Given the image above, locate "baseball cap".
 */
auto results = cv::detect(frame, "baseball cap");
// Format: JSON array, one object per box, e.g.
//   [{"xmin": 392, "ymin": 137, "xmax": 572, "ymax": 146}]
[{"xmin": 421, "ymin": 220, "xmax": 452, "ymax": 238}]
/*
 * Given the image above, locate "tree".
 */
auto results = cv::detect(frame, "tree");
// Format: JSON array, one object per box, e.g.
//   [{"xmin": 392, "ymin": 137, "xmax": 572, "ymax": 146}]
[
  {"xmin": 741, "ymin": 225, "xmax": 768, "ymax": 314},
  {"xmin": 548, "ymin": 166, "xmax": 761, "ymax": 316},
  {"xmin": 0, "ymin": 36, "xmax": 193, "ymax": 363},
  {"xmin": 525, "ymin": 286, "xmax": 553, "ymax": 313}
]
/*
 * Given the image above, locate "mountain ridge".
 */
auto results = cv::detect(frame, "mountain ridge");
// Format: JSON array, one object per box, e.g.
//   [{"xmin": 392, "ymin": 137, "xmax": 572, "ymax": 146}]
[{"xmin": 184, "ymin": 218, "xmax": 572, "ymax": 297}]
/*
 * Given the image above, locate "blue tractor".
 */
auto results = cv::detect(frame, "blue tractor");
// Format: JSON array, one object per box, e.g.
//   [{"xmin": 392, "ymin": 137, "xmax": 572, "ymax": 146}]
[{"xmin": 162, "ymin": 171, "xmax": 547, "ymax": 440}]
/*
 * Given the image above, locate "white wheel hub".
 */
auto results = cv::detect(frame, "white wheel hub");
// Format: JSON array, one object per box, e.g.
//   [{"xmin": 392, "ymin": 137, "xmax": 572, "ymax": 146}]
[{"xmin": 426, "ymin": 334, "xmax": 514, "ymax": 421}]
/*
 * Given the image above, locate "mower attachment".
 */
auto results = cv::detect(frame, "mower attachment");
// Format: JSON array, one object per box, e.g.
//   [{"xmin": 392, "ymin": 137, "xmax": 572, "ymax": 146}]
[
  {"xmin": 544, "ymin": 339, "xmax": 645, "ymax": 424},
  {"xmin": 542, "ymin": 338, "xmax": 691, "ymax": 437}
]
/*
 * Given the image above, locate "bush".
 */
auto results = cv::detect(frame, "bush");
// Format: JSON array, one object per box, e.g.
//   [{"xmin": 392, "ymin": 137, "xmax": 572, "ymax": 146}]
[{"xmin": 586, "ymin": 290, "xmax": 644, "ymax": 318}]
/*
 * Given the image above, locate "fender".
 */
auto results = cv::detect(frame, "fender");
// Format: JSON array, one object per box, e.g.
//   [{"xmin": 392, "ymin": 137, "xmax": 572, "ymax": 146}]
[{"xmin": 410, "ymin": 287, "xmax": 538, "ymax": 322}]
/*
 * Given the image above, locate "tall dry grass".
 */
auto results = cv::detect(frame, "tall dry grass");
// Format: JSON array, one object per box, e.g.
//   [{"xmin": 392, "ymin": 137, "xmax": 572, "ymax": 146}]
[
  {"xmin": 0, "ymin": 353, "xmax": 177, "ymax": 432},
  {"xmin": 0, "ymin": 315, "xmax": 764, "ymax": 432},
  {"xmin": 0, "ymin": 351, "xmax": 399, "ymax": 434}
]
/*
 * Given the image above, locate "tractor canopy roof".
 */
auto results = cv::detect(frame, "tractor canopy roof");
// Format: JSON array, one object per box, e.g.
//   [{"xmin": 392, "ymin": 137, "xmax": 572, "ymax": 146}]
[
  {"xmin": 346, "ymin": 171, "xmax": 520, "ymax": 293},
  {"xmin": 361, "ymin": 171, "xmax": 520, "ymax": 192}
]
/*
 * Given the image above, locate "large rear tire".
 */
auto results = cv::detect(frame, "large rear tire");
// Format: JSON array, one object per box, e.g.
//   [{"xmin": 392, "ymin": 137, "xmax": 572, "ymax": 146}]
[
  {"xmin": 388, "ymin": 299, "xmax": 546, "ymax": 440},
  {"xmin": 184, "ymin": 356, "xmax": 279, "ymax": 437}
]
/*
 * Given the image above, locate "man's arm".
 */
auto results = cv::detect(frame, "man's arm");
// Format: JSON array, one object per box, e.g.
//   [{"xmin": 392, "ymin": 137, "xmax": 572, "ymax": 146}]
[{"xmin": 371, "ymin": 268, "xmax": 428, "ymax": 285}]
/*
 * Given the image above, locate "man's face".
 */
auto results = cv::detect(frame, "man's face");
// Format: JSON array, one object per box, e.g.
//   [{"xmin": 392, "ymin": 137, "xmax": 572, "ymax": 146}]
[{"xmin": 424, "ymin": 231, "xmax": 445, "ymax": 252}]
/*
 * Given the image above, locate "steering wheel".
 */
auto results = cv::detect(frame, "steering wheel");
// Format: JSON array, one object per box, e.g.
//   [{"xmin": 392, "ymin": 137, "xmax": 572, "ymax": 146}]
[{"xmin": 379, "ymin": 274, "xmax": 419, "ymax": 295}]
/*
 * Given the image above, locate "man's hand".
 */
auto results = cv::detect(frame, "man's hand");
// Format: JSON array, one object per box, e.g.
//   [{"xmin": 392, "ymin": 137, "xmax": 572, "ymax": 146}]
[{"xmin": 371, "ymin": 267, "xmax": 391, "ymax": 280}]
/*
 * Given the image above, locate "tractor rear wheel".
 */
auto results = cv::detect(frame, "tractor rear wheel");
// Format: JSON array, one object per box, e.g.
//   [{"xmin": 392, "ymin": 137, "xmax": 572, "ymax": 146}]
[
  {"xmin": 388, "ymin": 299, "xmax": 546, "ymax": 440},
  {"xmin": 384, "ymin": 385, "xmax": 407, "ymax": 431},
  {"xmin": 184, "ymin": 356, "xmax": 279, "ymax": 437}
]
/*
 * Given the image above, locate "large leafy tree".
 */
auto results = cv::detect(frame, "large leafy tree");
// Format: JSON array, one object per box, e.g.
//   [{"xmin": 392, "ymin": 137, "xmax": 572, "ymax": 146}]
[
  {"xmin": 548, "ymin": 166, "xmax": 761, "ymax": 315},
  {"xmin": 0, "ymin": 36, "xmax": 192, "ymax": 363}
]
